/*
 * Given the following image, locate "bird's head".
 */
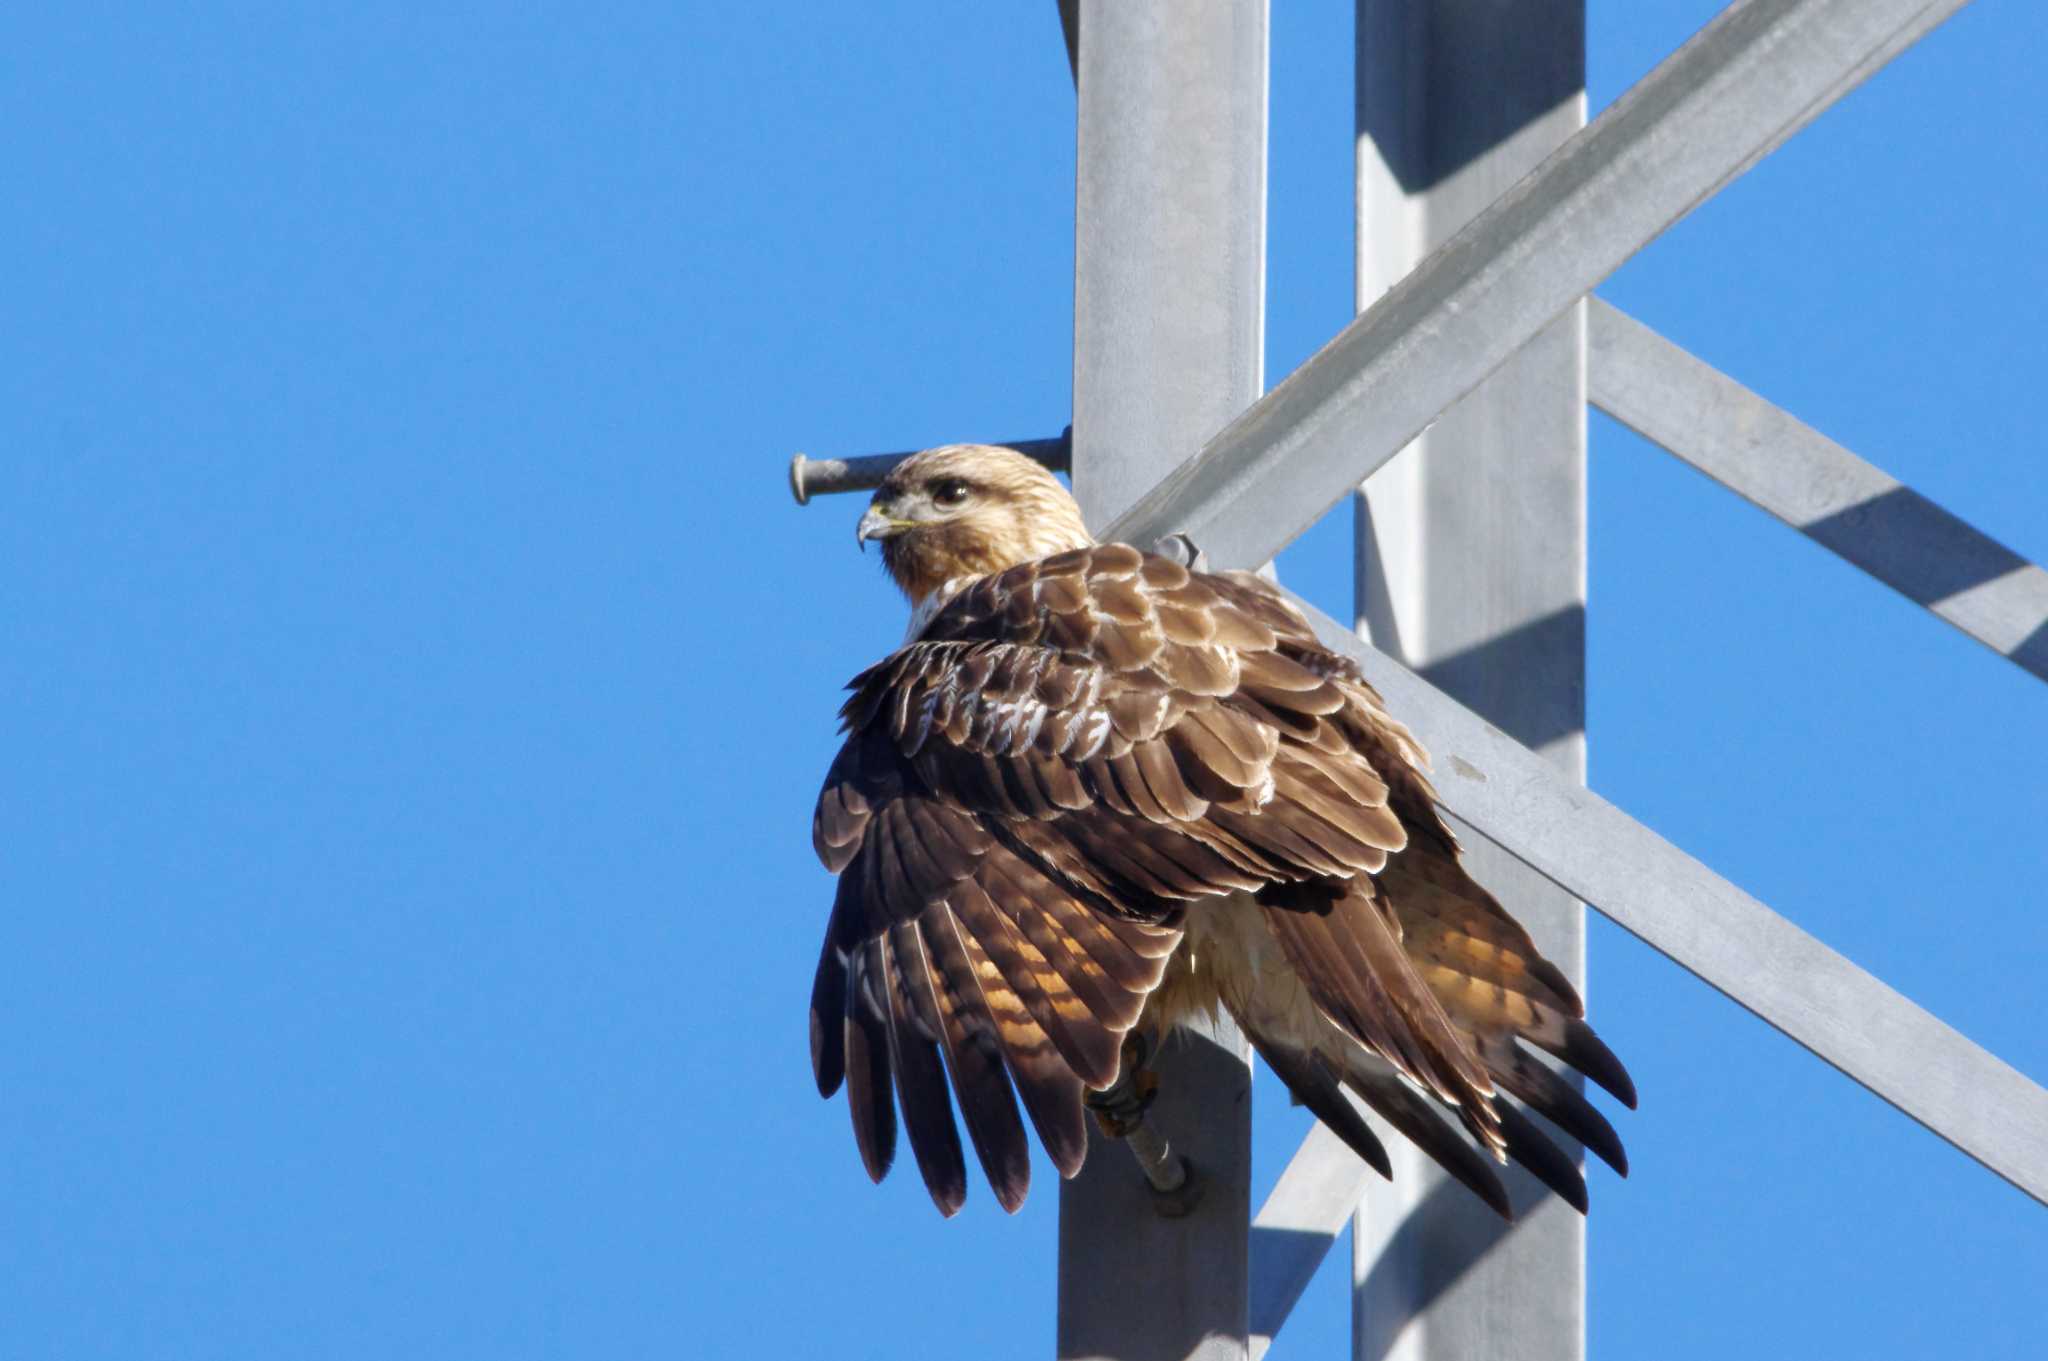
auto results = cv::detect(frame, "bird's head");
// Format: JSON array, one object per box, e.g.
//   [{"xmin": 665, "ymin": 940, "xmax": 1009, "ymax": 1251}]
[{"xmin": 857, "ymin": 443, "xmax": 1095, "ymax": 608}]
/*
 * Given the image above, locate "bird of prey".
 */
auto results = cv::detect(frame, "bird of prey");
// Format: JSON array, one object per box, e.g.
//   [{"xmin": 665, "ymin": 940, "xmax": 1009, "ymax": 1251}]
[{"xmin": 809, "ymin": 442, "xmax": 1633, "ymax": 1218}]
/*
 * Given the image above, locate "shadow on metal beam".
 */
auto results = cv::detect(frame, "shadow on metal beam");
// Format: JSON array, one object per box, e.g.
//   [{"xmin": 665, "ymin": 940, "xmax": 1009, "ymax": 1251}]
[
  {"xmin": 1248, "ymin": 1223, "xmax": 1347, "ymax": 1347},
  {"xmin": 1802, "ymin": 486, "xmax": 2031, "ymax": 606},
  {"xmin": 1358, "ymin": 0, "xmax": 1585, "ymax": 195},
  {"xmin": 2014, "ymin": 619, "xmax": 2048, "ymax": 676},
  {"xmin": 1352, "ymin": 1165, "xmax": 1556, "ymax": 1361},
  {"xmin": 1415, "ymin": 604, "xmax": 1587, "ymax": 753}
]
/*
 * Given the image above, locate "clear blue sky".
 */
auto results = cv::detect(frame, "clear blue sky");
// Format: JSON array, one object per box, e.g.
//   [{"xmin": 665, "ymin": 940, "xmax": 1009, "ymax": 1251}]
[{"xmin": 4, "ymin": 4, "xmax": 2044, "ymax": 1358}]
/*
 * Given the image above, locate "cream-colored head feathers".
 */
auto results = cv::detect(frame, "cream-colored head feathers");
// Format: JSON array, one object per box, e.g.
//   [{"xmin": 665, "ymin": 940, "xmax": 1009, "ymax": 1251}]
[{"xmin": 856, "ymin": 444, "xmax": 1095, "ymax": 607}]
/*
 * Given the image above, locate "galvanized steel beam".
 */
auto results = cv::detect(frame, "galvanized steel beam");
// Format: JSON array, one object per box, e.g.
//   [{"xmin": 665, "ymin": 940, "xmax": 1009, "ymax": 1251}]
[
  {"xmin": 1056, "ymin": 6, "xmax": 1269, "ymax": 1360},
  {"xmin": 1348, "ymin": 4, "xmax": 1591, "ymax": 1358},
  {"xmin": 1248, "ymin": 1122, "xmax": 1379, "ymax": 1361},
  {"xmin": 1100, "ymin": 0, "xmax": 1976, "ymax": 569},
  {"xmin": 1588, "ymin": 300, "xmax": 2048, "ymax": 682}
]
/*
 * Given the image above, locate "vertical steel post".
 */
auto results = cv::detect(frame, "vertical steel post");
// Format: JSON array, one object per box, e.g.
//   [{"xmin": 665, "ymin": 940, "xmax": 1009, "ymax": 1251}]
[
  {"xmin": 1350, "ymin": 5, "xmax": 1590, "ymax": 1361},
  {"xmin": 1056, "ymin": 4, "xmax": 1269, "ymax": 1359}
]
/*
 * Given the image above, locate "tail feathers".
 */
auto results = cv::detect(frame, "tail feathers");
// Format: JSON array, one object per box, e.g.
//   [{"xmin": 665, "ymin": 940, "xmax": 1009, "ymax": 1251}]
[
  {"xmin": 1255, "ymin": 1030, "xmax": 1630, "ymax": 1221},
  {"xmin": 1249, "ymin": 1036, "xmax": 1391, "ymax": 1180},
  {"xmin": 1533, "ymin": 1018, "xmax": 1638, "ymax": 1110},
  {"xmin": 1331, "ymin": 1051, "xmax": 1513, "ymax": 1221},
  {"xmin": 1484, "ymin": 1036, "xmax": 1628, "ymax": 1177},
  {"xmin": 1495, "ymin": 1101, "xmax": 1588, "ymax": 1214}
]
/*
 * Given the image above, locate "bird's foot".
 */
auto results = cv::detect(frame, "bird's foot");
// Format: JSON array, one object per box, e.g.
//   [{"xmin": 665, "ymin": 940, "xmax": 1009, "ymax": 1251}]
[
  {"xmin": 1083, "ymin": 1032, "xmax": 1202, "ymax": 1215},
  {"xmin": 1084, "ymin": 1032, "xmax": 1160, "ymax": 1138}
]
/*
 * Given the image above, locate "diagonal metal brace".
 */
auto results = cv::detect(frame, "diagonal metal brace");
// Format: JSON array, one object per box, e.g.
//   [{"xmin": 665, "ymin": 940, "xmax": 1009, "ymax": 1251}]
[
  {"xmin": 1098, "ymin": 0, "xmax": 1976, "ymax": 569},
  {"xmin": 1588, "ymin": 299, "xmax": 2048, "ymax": 684}
]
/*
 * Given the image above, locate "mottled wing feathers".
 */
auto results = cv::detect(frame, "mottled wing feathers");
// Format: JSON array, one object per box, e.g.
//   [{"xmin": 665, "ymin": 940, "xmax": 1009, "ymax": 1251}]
[
  {"xmin": 811, "ymin": 768, "xmax": 1177, "ymax": 1213},
  {"xmin": 1260, "ymin": 881, "xmax": 1505, "ymax": 1156},
  {"xmin": 811, "ymin": 543, "xmax": 1631, "ymax": 1217},
  {"xmin": 1357, "ymin": 785, "xmax": 1638, "ymax": 1115}
]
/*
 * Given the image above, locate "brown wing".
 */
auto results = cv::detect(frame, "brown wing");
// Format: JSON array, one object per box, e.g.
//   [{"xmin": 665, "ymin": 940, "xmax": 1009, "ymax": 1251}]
[
  {"xmin": 1216, "ymin": 567, "xmax": 1635, "ymax": 1190},
  {"xmin": 813, "ymin": 544, "xmax": 1629, "ymax": 1215},
  {"xmin": 812, "ymin": 727, "xmax": 1183, "ymax": 1216}
]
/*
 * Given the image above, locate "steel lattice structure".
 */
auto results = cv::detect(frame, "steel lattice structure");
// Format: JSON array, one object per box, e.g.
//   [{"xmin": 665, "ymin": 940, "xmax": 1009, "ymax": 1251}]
[{"xmin": 789, "ymin": 3, "xmax": 2048, "ymax": 1357}]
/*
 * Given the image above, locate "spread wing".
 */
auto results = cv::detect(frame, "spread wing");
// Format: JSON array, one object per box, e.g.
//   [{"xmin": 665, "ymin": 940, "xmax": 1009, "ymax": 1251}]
[
  {"xmin": 812, "ymin": 543, "xmax": 1630, "ymax": 1216},
  {"xmin": 811, "ymin": 724, "xmax": 1185, "ymax": 1215}
]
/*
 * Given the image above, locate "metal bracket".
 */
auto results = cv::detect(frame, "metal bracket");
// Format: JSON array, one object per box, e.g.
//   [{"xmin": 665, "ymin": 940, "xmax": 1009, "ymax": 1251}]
[{"xmin": 787, "ymin": 429, "xmax": 1071, "ymax": 504}]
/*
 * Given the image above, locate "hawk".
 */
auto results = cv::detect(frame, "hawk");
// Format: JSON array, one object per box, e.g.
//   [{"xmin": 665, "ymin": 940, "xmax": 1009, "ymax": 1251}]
[{"xmin": 810, "ymin": 443, "xmax": 1632, "ymax": 1218}]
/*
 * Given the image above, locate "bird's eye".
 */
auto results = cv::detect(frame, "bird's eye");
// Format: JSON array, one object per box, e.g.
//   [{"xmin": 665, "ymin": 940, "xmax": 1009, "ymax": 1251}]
[{"xmin": 930, "ymin": 478, "xmax": 972, "ymax": 508}]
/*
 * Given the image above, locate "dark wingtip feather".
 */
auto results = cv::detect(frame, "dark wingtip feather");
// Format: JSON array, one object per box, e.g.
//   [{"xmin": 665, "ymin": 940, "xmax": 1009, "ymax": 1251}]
[
  {"xmin": 962, "ymin": 1069, "xmax": 1033, "ymax": 1213},
  {"xmin": 1003, "ymin": 1057, "xmax": 1088, "ymax": 1180},
  {"xmin": 811, "ymin": 1012, "xmax": 842, "ymax": 1099},
  {"xmin": 811, "ymin": 949, "xmax": 848, "ymax": 1099},
  {"xmin": 1337, "ymin": 1113, "xmax": 1395, "ymax": 1183},
  {"xmin": 1489, "ymin": 1047, "xmax": 1629, "ymax": 1177},
  {"xmin": 1343, "ymin": 1066, "xmax": 1513, "ymax": 1221},
  {"xmin": 908, "ymin": 911, "xmax": 1036, "ymax": 1213},
  {"xmin": 1527, "ymin": 956, "xmax": 1585, "ymax": 1018},
  {"xmin": 881, "ymin": 972, "xmax": 970, "ymax": 1219},
  {"xmin": 1561, "ymin": 1021, "xmax": 1637, "ymax": 1110},
  {"xmin": 927, "ymin": 1176, "xmax": 968, "ymax": 1217},
  {"xmin": 991, "ymin": 1168, "xmax": 1030, "ymax": 1214},
  {"xmin": 1252, "ymin": 1039, "xmax": 1392, "ymax": 1181},
  {"xmin": 1464, "ymin": 1159, "xmax": 1515, "ymax": 1222},
  {"xmin": 896, "ymin": 1073, "xmax": 968, "ymax": 1216},
  {"xmin": 843, "ymin": 1008, "xmax": 896, "ymax": 1184},
  {"xmin": 1497, "ymin": 1102, "xmax": 1589, "ymax": 1215},
  {"xmin": 942, "ymin": 1043, "xmax": 1033, "ymax": 1215},
  {"xmin": 1042, "ymin": 1103, "xmax": 1089, "ymax": 1180}
]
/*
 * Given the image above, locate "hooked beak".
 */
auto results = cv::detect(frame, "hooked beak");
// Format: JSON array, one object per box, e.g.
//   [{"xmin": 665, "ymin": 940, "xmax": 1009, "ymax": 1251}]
[{"xmin": 856, "ymin": 504, "xmax": 913, "ymax": 551}]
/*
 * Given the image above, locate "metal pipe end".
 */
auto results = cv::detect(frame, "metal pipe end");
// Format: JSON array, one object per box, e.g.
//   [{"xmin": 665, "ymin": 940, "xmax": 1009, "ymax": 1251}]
[
  {"xmin": 1148, "ymin": 1155, "xmax": 1203, "ymax": 1219},
  {"xmin": 788, "ymin": 453, "xmax": 812, "ymax": 505}
]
